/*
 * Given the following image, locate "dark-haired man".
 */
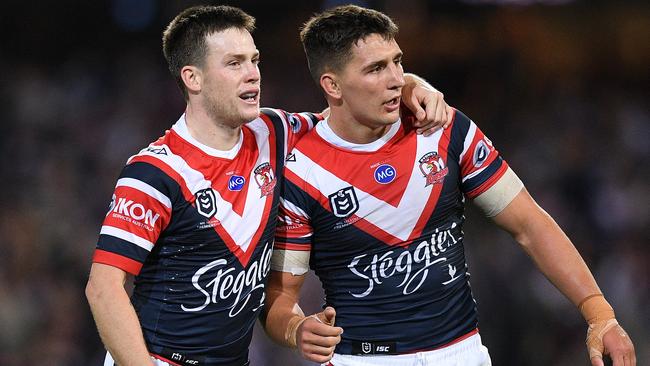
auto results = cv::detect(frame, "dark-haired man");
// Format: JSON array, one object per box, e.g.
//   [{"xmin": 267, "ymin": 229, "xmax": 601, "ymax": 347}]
[
  {"xmin": 264, "ymin": 5, "xmax": 636, "ymax": 366},
  {"xmin": 85, "ymin": 4, "xmax": 451, "ymax": 366}
]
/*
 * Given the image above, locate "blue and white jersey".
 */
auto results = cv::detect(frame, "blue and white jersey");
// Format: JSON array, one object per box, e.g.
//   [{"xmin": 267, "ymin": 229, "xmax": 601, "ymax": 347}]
[
  {"xmin": 92, "ymin": 108, "xmax": 320, "ymax": 366},
  {"xmin": 275, "ymin": 109, "xmax": 512, "ymax": 355}
]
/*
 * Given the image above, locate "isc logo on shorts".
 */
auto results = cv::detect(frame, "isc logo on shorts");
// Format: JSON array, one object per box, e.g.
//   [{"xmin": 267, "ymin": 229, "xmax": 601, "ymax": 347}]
[{"xmin": 352, "ymin": 341, "xmax": 396, "ymax": 355}]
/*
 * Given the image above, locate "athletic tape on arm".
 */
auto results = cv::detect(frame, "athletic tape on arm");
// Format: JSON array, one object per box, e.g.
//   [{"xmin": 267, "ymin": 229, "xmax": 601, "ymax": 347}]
[
  {"xmin": 473, "ymin": 167, "xmax": 524, "ymax": 217},
  {"xmin": 271, "ymin": 249, "xmax": 310, "ymax": 275}
]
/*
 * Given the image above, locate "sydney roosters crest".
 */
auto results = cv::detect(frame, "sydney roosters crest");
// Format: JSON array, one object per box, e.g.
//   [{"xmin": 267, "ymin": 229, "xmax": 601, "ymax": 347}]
[
  {"xmin": 254, "ymin": 162, "xmax": 276, "ymax": 197},
  {"xmin": 419, "ymin": 152, "xmax": 448, "ymax": 186}
]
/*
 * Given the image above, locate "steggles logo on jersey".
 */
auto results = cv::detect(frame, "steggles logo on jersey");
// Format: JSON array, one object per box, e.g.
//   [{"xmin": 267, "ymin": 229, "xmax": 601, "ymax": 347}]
[
  {"xmin": 181, "ymin": 242, "xmax": 272, "ymax": 317},
  {"xmin": 374, "ymin": 164, "xmax": 397, "ymax": 184},
  {"xmin": 419, "ymin": 151, "xmax": 449, "ymax": 186},
  {"xmin": 473, "ymin": 140, "xmax": 490, "ymax": 168},
  {"xmin": 195, "ymin": 188, "xmax": 217, "ymax": 218},
  {"xmin": 329, "ymin": 186, "xmax": 359, "ymax": 218},
  {"xmin": 254, "ymin": 163, "xmax": 276, "ymax": 197},
  {"xmin": 347, "ymin": 224, "xmax": 462, "ymax": 298}
]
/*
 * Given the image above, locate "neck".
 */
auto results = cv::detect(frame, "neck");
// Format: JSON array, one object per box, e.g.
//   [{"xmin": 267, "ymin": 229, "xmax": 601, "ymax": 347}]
[
  {"xmin": 184, "ymin": 103, "xmax": 242, "ymax": 151},
  {"xmin": 327, "ymin": 108, "xmax": 392, "ymax": 144}
]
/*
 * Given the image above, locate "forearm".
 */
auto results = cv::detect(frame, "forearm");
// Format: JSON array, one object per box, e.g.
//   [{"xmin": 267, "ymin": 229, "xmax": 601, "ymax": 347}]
[
  {"xmin": 263, "ymin": 272, "xmax": 307, "ymax": 347},
  {"xmin": 514, "ymin": 209, "xmax": 601, "ymax": 307},
  {"xmin": 86, "ymin": 273, "xmax": 153, "ymax": 365},
  {"xmin": 492, "ymin": 190, "xmax": 602, "ymax": 310}
]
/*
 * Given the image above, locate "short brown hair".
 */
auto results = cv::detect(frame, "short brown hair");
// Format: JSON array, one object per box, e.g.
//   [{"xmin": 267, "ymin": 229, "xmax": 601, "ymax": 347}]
[
  {"xmin": 162, "ymin": 5, "xmax": 256, "ymax": 99},
  {"xmin": 300, "ymin": 5, "xmax": 398, "ymax": 83}
]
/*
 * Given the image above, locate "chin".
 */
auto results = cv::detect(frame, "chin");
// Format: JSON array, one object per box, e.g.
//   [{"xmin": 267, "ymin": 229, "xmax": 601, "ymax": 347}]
[{"xmin": 242, "ymin": 107, "xmax": 260, "ymax": 122}]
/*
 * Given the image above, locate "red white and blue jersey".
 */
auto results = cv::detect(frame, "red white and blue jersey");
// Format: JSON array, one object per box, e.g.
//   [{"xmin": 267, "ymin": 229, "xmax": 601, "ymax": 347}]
[
  {"xmin": 92, "ymin": 108, "xmax": 320, "ymax": 366},
  {"xmin": 275, "ymin": 109, "xmax": 510, "ymax": 355}
]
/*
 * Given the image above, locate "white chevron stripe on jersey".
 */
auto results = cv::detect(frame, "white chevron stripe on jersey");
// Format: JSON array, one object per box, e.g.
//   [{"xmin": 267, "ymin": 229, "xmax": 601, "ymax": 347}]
[
  {"xmin": 290, "ymin": 130, "xmax": 444, "ymax": 241},
  {"xmin": 136, "ymin": 141, "xmax": 271, "ymax": 252},
  {"xmin": 101, "ymin": 226, "xmax": 154, "ymax": 251},
  {"xmin": 458, "ymin": 120, "xmax": 478, "ymax": 164},
  {"xmin": 116, "ymin": 178, "xmax": 172, "ymax": 209},
  {"xmin": 280, "ymin": 197, "xmax": 311, "ymax": 220},
  {"xmin": 461, "ymin": 164, "xmax": 490, "ymax": 183}
]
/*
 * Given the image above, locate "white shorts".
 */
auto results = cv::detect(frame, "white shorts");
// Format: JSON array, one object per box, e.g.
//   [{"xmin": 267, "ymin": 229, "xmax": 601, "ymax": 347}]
[{"xmin": 324, "ymin": 333, "xmax": 492, "ymax": 366}]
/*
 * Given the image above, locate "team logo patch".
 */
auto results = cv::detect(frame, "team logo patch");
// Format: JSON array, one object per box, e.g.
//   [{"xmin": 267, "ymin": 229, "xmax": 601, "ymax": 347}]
[
  {"xmin": 227, "ymin": 175, "xmax": 246, "ymax": 191},
  {"xmin": 195, "ymin": 188, "xmax": 217, "ymax": 218},
  {"xmin": 254, "ymin": 162, "xmax": 276, "ymax": 197},
  {"xmin": 473, "ymin": 140, "xmax": 489, "ymax": 168},
  {"xmin": 374, "ymin": 164, "xmax": 396, "ymax": 184},
  {"xmin": 329, "ymin": 186, "xmax": 359, "ymax": 218},
  {"xmin": 419, "ymin": 151, "xmax": 448, "ymax": 186},
  {"xmin": 288, "ymin": 116, "xmax": 302, "ymax": 133}
]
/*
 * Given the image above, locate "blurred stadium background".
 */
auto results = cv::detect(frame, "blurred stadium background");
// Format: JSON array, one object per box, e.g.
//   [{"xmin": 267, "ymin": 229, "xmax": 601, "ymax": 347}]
[{"xmin": 0, "ymin": 0, "xmax": 647, "ymax": 365}]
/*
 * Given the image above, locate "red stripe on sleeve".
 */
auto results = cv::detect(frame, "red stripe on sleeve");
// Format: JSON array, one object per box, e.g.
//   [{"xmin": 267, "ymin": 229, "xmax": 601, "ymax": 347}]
[
  {"xmin": 92, "ymin": 249, "xmax": 143, "ymax": 275},
  {"xmin": 465, "ymin": 162, "xmax": 509, "ymax": 199}
]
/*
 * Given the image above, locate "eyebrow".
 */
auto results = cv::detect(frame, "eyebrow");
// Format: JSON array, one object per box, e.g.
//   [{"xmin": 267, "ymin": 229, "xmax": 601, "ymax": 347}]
[
  {"xmin": 224, "ymin": 50, "xmax": 260, "ymax": 60},
  {"xmin": 362, "ymin": 51, "xmax": 403, "ymax": 72}
]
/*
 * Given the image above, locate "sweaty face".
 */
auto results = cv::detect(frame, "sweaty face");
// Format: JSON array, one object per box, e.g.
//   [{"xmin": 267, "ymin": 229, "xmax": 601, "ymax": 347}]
[
  {"xmin": 200, "ymin": 28, "xmax": 261, "ymax": 127},
  {"xmin": 336, "ymin": 34, "xmax": 405, "ymax": 130}
]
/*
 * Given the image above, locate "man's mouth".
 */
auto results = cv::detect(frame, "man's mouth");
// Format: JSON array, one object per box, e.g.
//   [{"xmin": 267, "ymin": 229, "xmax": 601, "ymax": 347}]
[
  {"xmin": 384, "ymin": 96, "xmax": 400, "ymax": 109},
  {"xmin": 239, "ymin": 90, "xmax": 259, "ymax": 103}
]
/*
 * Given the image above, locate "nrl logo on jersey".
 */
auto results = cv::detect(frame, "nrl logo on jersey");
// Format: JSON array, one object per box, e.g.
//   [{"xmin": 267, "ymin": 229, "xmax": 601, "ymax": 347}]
[
  {"xmin": 195, "ymin": 188, "xmax": 217, "ymax": 218},
  {"xmin": 418, "ymin": 151, "xmax": 448, "ymax": 186},
  {"xmin": 329, "ymin": 186, "xmax": 359, "ymax": 218},
  {"xmin": 254, "ymin": 162, "xmax": 276, "ymax": 197}
]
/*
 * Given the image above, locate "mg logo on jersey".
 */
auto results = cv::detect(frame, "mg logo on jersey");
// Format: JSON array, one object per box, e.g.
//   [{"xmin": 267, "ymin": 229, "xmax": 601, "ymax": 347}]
[
  {"xmin": 254, "ymin": 163, "xmax": 276, "ymax": 197},
  {"xmin": 195, "ymin": 188, "xmax": 217, "ymax": 218},
  {"xmin": 228, "ymin": 175, "xmax": 246, "ymax": 191},
  {"xmin": 419, "ymin": 151, "xmax": 449, "ymax": 186},
  {"xmin": 329, "ymin": 186, "xmax": 359, "ymax": 218},
  {"xmin": 374, "ymin": 164, "xmax": 396, "ymax": 184}
]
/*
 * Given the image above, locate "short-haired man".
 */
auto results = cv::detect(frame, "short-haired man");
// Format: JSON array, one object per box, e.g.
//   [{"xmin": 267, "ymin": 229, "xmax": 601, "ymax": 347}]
[
  {"xmin": 85, "ymin": 5, "xmax": 451, "ymax": 366},
  {"xmin": 263, "ymin": 5, "xmax": 636, "ymax": 366}
]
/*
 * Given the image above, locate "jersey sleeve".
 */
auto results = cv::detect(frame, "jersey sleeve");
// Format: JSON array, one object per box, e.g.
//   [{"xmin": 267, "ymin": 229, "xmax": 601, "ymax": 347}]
[
  {"xmin": 453, "ymin": 110, "xmax": 510, "ymax": 199},
  {"xmin": 272, "ymin": 159, "xmax": 316, "ymax": 274},
  {"xmin": 260, "ymin": 107, "xmax": 323, "ymax": 152},
  {"xmin": 92, "ymin": 162, "xmax": 173, "ymax": 275}
]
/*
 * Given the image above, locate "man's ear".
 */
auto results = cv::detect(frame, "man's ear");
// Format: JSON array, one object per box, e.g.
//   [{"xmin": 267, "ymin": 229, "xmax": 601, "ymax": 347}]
[
  {"xmin": 181, "ymin": 65, "xmax": 202, "ymax": 94},
  {"xmin": 320, "ymin": 73, "xmax": 341, "ymax": 100}
]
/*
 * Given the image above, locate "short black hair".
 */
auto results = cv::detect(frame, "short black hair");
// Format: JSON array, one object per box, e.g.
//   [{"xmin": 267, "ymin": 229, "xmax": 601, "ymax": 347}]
[
  {"xmin": 162, "ymin": 5, "xmax": 256, "ymax": 99},
  {"xmin": 300, "ymin": 5, "xmax": 398, "ymax": 83}
]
